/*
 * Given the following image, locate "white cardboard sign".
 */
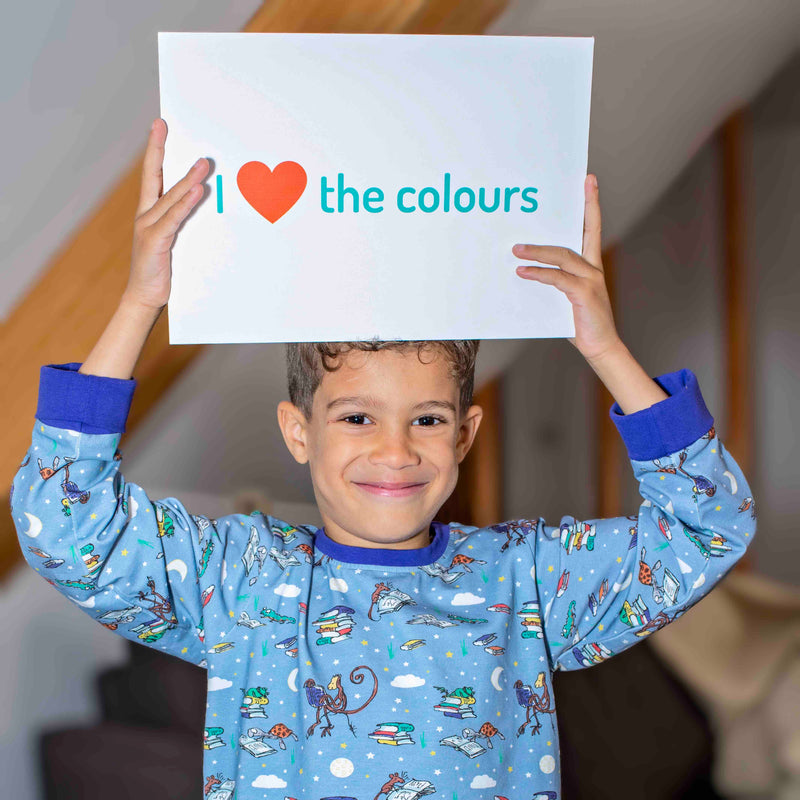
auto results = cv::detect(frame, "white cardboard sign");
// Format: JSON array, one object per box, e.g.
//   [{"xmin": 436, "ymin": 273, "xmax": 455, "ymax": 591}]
[{"xmin": 157, "ymin": 33, "xmax": 594, "ymax": 344}]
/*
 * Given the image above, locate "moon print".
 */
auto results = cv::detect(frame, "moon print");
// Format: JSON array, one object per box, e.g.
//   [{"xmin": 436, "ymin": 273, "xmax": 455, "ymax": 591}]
[
  {"xmin": 23, "ymin": 512, "xmax": 43, "ymax": 538},
  {"xmin": 166, "ymin": 559, "xmax": 187, "ymax": 583},
  {"xmin": 692, "ymin": 573, "xmax": 706, "ymax": 590},
  {"xmin": 612, "ymin": 572, "xmax": 632, "ymax": 593},
  {"xmin": 539, "ymin": 754, "xmax": 556, "ymax": 774},
  {"xmin": 330, "ymin": 758, "xmax": 354, "ymax": 778},
  {"xmin": 288, "ymin": 667, "xmax": 298, "ymax": 693},
  {"xmin": 723, "ymin": 471, "xmax": 738, "ymax": 495},
  {"xmin": 490, "ymin": 666, "xmax": 505, "ymax": 691}
]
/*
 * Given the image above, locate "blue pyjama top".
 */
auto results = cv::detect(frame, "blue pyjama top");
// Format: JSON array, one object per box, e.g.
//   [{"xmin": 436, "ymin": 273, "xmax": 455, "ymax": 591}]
[{"xmin": 11, "ymin": 363, "xmax": 757, "ymax": 800}]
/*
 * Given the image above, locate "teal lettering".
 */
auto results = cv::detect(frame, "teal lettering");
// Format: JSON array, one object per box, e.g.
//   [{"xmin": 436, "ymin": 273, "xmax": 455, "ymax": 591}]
[
  {"xmin": 338, "ymin": 173, "xmax": 359, "ymax": 213},
  {"xmin": 397, "ymin": 187, "xmax": 416, "ymax": 213},
  {"xmin": 478, "ymin": 187, "xmax": 501, "ymax": 213},
  {"xmin": 363, "ymin": 187, "xmax": 384, "ymax": 212},
  {"xmin": 418, "ymin": 187, "xmax": 439, "ymax": 213},
  {"xmin": 520, "ymin": 187, "xmax": 539, "ymax": 212},
  {"xmin": 320, "ymin": 176, "xmax": 335, "ymax": 213},
  {"xmin": 503, "ymin": 187, "xmax": 520, "ymax": 212},
  {"xmin": 454, "ymin": 187, "xmax": 475, "ymax": 212}
]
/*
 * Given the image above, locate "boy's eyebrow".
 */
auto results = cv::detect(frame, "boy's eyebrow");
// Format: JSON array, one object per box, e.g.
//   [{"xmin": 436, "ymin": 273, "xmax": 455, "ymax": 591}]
[{"xmin": 326, "ymin": 396, "xmax": 457, "ymax": 414}]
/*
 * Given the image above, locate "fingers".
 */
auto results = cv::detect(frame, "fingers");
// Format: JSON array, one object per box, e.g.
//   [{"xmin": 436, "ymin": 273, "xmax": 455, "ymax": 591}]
[
  {"xmin": 148, "ymin": 183, "xmax": 204, "ymax": 244},
  {"xmin": 582, "ymin": 174, "xmax": 602, "ymax": 268},
  {"xmin": 136, "ymin": 120, "xmax": 166, "ymax": 217},
  {"xmin": 136, "ymin": 118, "xmax": 209, "ymax": 224},
  {"xmin": 515, "ymin": 264, "xmax": 581, "ymax": 296},
  {"xmin": 513, "ymin": 244, "xmax": 595, "ymax": 278}
]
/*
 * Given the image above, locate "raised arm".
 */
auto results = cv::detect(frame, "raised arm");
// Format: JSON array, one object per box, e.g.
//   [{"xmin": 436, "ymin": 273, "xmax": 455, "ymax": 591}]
[{"xmin": 80, "ymin": 117, "xmax": 208, "ymax": 380}]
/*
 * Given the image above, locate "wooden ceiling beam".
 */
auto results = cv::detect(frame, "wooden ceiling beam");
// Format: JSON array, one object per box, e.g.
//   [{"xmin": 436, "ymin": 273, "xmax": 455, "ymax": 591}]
[{"xmin": 1, "ymin": 0, "xmax": 510, "ymax": 582}]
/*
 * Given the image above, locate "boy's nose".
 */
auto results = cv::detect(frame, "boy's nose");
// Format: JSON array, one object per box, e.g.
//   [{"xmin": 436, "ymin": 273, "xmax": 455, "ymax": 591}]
[{"xmin": 368, "ymin": 430, "xmax": 421, "ymax": 469}]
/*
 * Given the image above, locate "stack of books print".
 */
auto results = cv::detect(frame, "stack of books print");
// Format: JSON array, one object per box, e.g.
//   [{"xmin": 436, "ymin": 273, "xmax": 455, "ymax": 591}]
[
  {"xmin": 368, "ymin": 721, "xmax": 416, "ymax": 745},
  {"xmin": 312, "ymin": 604, "xmax": 355, "ymax": 644},
  {"xmin": 433, "ymin": 695, "xmax": 476, "ymax": 719}
]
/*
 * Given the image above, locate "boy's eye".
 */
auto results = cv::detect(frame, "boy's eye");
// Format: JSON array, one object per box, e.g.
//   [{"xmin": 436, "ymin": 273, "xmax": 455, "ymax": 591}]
[
  {"xmin": 413, "ymin": 415, "xmax": 445, "ymax": 427},
  {"xmin": 342, "ymin": 414, "xmax": 372, "ymax": 425},
  {"xmin": 339, "ymin": 415, "xmax": 446, "ymax": 426}
]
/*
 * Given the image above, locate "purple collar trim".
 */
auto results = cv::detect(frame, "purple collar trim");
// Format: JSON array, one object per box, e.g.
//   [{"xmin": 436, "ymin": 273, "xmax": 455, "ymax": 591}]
[{"xmin": 312, "ymin": 521, "xmax": 450, "ymax": 566}]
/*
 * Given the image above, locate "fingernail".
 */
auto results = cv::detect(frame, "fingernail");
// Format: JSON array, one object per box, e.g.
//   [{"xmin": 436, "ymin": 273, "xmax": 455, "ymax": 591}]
[
  {"xmin": 590, "ymin": 174, "xmax": 598, "ymax": 189},
  {"xmin": 513, "ymin": 244, "xmax": 525, "ymax": 253},
  {"xmin": 193, "ymin": 158, "xmax": 204, "ymax": 169}
]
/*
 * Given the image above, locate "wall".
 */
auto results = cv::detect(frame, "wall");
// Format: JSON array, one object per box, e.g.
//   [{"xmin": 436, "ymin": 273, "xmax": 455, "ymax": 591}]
[
  {"xmin": 502, "ymin": 53, "xmax": 800, "ymax": 588},
  {"xmin": 749, "ymin": 55, "xmax": 800, "ymax": 587}
]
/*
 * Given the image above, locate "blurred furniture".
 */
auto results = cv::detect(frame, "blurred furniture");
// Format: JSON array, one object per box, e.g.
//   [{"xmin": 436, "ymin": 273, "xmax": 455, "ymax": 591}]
[
  {"xmin": 40, "ymin": 643, "xmax": 205, "ymax": 800},
  {"xmin": 650, "ymin": 570, "xmax": 800, "ymax": 799}
]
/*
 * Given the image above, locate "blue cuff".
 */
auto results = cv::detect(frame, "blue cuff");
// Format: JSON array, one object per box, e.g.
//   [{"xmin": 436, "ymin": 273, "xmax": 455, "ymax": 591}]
[
  {"xmin": 610, "ymin": 368, "xmax": 714, "ymax": 461},
  {"xmin": 36, "ymin": 363, "xmax": 137, "ymax": 434}
]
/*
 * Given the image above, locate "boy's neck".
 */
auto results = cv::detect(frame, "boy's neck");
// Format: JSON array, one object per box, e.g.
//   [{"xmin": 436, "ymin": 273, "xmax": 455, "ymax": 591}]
[
  {"xmin": 319, "ymin": 520, "xmax": 433, "ymax": 550},
  {"xmin": 312, "ymin": 520, "xmax": 451, "ymax": 568}
]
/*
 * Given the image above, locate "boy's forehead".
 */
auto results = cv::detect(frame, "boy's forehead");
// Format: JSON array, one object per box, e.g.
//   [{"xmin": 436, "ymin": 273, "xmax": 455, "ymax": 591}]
[{"xmin": 315, "ymin": 348, "xmax": 458, "ymax": 406}]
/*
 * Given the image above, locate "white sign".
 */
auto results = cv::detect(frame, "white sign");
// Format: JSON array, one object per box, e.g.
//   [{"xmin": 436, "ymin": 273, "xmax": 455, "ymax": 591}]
[{"xmin": 158, "ymin": 33, "xmax": 594, "ymax": 343}]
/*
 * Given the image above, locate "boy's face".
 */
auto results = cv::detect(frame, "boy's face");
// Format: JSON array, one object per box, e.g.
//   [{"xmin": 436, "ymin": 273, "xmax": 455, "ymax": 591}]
[{"xmin": 277, "ymin": 348, "xmax": 483, "ymax": 549}]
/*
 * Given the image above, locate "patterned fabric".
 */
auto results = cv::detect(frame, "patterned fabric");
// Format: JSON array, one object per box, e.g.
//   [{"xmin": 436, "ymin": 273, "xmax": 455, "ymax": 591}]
[{"xmin": 10, "ymin": 365, "xmax": 756, "ymax": 799}]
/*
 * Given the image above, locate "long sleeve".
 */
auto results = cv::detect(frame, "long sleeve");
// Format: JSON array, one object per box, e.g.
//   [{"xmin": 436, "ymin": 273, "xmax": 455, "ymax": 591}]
[
  {"xmin": 525, "ymin": 368, "xmax": 756, "ymax": 672},
  {"xmin": 9, "ymin": 363, "xmax": 285, "ymax": 667}
]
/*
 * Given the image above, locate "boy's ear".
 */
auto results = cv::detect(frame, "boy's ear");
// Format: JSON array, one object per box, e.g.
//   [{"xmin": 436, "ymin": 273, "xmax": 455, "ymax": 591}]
[
  {"xmin": 277, "ymin": 401, "xmax": 310, "ymax": 464},
  {"xmin": 455, "ymin": 404, "xmax": 484, "ymax": 464}
]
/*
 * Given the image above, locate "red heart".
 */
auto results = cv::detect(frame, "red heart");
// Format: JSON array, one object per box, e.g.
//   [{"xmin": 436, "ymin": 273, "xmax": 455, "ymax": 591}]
[{"xmin": 236, "ymin": 160, "xmax": 307, "ymax": 223}]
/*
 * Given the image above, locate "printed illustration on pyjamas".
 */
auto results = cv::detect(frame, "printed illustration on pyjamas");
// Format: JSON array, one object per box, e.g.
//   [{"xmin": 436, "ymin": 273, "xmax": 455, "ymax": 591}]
[{"xmin": 12, "ymin": 364, "xmax": 756, "ymax": 799}]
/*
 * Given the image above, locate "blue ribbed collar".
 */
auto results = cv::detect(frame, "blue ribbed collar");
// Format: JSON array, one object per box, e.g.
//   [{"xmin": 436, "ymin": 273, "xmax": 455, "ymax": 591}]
[{"xmin": 312, "ymin": 521, "xmax": 450, "ymax": 566}]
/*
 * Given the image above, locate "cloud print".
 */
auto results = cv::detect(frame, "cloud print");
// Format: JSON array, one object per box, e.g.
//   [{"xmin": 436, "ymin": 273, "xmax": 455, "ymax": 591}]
[
  {"xmin": 329, "ymin": 577, "xmax": 348, "ymax": 593},
  {"xmin": 391, "ymin": 674, "xmax": 426, "ymax": 688},
  {"xmin": 452, "ymin": 592, "xmax": 485, "ymax": 606},
  {"xmin": 253, "ymin": 775, "xmax": 287, "ymax": 789},
  {"xmin": 207, "ymin": 676, "xmax": 234, "ymax": 692},
  {"xmin": 470, "ymin": 775, "xmax": 497, "ymax": 789},
  {"xmin": 273, "ymin": 583, "xmax": 301, "ymax": 597}
]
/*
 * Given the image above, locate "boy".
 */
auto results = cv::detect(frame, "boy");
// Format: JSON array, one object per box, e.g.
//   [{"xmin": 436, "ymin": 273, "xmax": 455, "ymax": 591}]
[{"xmin": 12, "ymin": 118, "xmax": 755, "ymax": 799}]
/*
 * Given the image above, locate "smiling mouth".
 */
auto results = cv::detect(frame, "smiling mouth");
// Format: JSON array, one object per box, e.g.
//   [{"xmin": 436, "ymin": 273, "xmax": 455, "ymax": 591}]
[{"xmin": 353, "ymin": 482, "xmax": 428, "ymax": 498}]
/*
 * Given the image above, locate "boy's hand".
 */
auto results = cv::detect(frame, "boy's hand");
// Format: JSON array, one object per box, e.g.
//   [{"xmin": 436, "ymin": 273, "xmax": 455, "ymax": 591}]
[
  {"xmin": 513, "ymin": 174, "xmax": 622, "ymax": 363},
  {"xmin": 123, "ymin": 118, "xmax": 209, "ymax": 311}
]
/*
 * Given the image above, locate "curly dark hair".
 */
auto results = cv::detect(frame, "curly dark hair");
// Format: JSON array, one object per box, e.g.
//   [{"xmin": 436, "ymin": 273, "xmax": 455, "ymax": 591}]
[{"xmin": 286, "ymin": 340, "xmax": 480, "ymax": 421}]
